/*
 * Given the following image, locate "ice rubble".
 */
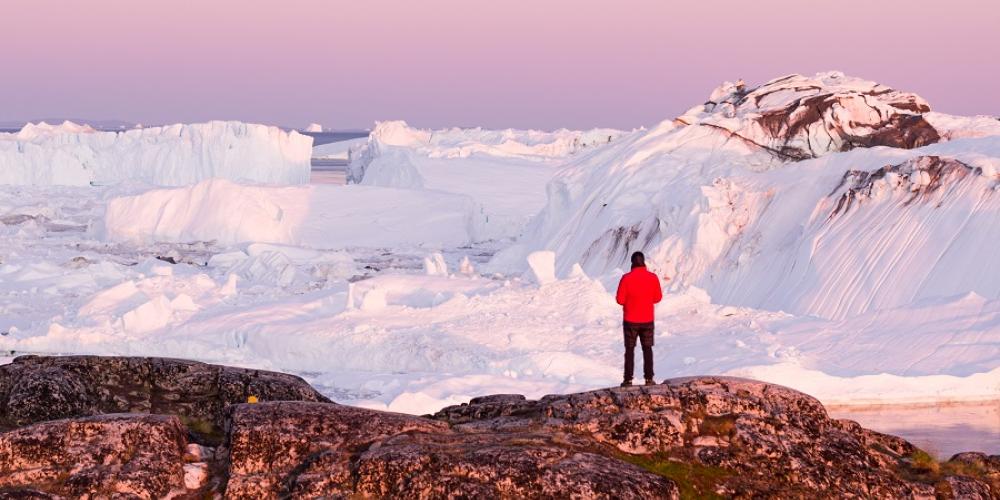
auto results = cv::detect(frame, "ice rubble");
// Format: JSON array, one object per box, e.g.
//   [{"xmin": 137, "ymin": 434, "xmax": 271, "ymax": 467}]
[
  {"xmin": 0, "ymin": 120, "xmax": 312, "ymax": 186},
  {"xmin": 345, "ymin": 120, "xmax": 627, "ymax": 240}
]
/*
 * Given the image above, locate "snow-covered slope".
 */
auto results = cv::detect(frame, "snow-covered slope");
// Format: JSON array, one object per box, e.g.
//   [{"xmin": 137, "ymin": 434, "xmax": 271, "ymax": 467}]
[
  {"xmin": 498, "ymin": 72, "xmax": 1000, "ymax": 320},
  {"xmin": 0, "ymin": 120, "xmax": 312, "ymax": 186}
]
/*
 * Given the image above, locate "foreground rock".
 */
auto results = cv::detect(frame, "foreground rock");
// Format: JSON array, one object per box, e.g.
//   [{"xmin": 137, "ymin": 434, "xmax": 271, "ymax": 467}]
[
  {"xmin": 0, "ymin": 355, "xmax": 328, "ymax": 434},
  {"xmin": 0, "ymin": 414, "xmax": 187, "ymax": 498},
  {"xmin": 434, "ymin": 377, "xmax": 995, "ymax": 498},
  {"xmin": 223, "ymin": 402, "xmax": 677, "ymax": 499},
  {"xmin": 0, "ymin": 356, "xmax": 995, "ymax": 498}
]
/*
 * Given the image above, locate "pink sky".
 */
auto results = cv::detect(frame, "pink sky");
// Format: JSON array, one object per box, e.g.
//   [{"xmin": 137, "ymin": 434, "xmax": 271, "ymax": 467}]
[{"xmin": 1, "ymin": 0, "xmax": 996, "ymax": 130}]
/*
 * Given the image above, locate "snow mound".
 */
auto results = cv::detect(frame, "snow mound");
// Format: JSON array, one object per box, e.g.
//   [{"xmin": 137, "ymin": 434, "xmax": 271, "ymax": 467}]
[
  {"xmin": 104, "ymin": 178, "xmax": 483, "ymax": 248},
  {"xmin": 675, "ymin": 71, "xmax": 940, "ymax": 161},
  {"xmin": 0, "ymin": 121, "xmax": 312, "ymax": 186},
  {"xmin": 15, "ymin": 120, "xmax": 97, "ymax": 139}
]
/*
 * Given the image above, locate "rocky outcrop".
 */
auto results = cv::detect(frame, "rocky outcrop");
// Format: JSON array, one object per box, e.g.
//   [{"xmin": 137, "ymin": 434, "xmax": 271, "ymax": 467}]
[
  {"xmin": 222, "ymin": 401, "xmax": 676, "ymax": 499},
  {"xmin": 676, "ymin": 72, "xmax": 941, "ymax": 161},
  {"xmin": 0, "ymin": 356, "xmax": 995, "ymax": 498},
  {"xmin": 0, "ymin": 355, "xmax": 328, "ymax": 434},
  {"xmin": 830, "ymin": 155, "xmax": 984, "ymax": 217},
  {"xmin": 434, "ymin": 377, "xmax": 948, "ymax": 497},
  {"xmin": 0, "ymin": 414, "xmax": 187, "ymax": 498}
]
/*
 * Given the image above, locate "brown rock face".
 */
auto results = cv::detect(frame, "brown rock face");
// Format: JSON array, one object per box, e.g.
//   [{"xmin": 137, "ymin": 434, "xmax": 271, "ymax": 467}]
[
  {"xmin": 753, "ymin": 93, "xmax": 940, "ymax": 160},
  {"xmin": 679, "ymin": 72, "xmax": 944, "ymax": 162},
  {"xmin": 0, "ymin": 414, "xmax": 187, "ymax": 498},
  {"xmin": 0, "ymin": 355, "xmax": 329, "ymax": 433}
]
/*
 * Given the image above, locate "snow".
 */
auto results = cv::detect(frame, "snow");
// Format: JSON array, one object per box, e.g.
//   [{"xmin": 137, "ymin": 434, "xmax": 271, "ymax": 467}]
[
  {"xmin": 103, "ymin": 178, "xmax": 483, "ymax": 248},
  {"xmin": 924, "ymin": 112, "xmax": 1000, "ymax": 140},
  {"xmin": 0, "ymin": 120, "xmax": 312, "ymax": 186},
  {"xmin": 0, "ymin": 72, "xmax": 997, "ymax": 453}
]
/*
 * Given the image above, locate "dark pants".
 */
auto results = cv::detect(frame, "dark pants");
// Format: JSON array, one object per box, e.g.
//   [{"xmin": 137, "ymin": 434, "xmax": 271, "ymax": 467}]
[{"xmin": 623, "ymin": 321, "xmax": 654, "ymax": 381}]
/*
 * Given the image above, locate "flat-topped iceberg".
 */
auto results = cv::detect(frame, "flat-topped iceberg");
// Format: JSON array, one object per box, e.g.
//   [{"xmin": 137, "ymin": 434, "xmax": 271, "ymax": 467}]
[{"xmin": 0, "ymin": 120, "xmax": 312, "ymax": 186}]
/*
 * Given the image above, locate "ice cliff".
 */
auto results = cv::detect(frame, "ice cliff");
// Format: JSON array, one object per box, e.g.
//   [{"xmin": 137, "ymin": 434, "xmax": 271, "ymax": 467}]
[{"xmin": 0, "ymin": 120, "xmax": 312, "ymax": 186}]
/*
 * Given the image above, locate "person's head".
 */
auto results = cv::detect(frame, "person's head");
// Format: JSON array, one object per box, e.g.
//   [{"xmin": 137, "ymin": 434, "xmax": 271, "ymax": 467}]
[{"xmin": 630, "ymin": 251, "xmax": 645, "ymax": 269}]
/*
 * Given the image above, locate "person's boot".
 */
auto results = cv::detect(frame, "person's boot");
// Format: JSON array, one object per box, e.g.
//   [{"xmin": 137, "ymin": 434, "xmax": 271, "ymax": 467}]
[
  {"xmin": 620, "ymin": 379, "xmax": 633, "ymax": 387},
  {"xmin": 644, "ymin": 378, "xmax": 656, "ymax": 386}
]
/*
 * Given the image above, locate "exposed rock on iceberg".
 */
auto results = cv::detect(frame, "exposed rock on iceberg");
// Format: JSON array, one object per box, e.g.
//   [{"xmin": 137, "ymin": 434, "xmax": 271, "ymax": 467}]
[{"xmin": 675, "ymin": 71, "xmax": 940, "ymax": 161}]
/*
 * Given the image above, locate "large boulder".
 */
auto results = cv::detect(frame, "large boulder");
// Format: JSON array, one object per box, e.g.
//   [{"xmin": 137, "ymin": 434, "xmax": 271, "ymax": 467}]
[
  {"xmin": 0, "ymin": 414, "xmax": 187, "ymax": 498},
  {"xmin": 0, "ymin": 355, "xmax": 329, "ymax": 434}
]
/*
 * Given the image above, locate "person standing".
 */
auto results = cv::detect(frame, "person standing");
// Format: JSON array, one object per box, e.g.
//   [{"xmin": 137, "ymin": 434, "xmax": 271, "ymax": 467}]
[{"xmin": 615, "ymin": 251, "xmax": 663, "ymax": 387}]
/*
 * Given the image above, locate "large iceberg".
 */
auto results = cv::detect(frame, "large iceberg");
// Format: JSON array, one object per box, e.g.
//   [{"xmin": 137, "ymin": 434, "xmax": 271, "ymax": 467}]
[
  {"xmin": 496, "ymin": 72, "xmax": 1000, "ymax": 320},
  {"xmin": 0, "ymin": 120, "xmax": 312, "ymax": 186}
]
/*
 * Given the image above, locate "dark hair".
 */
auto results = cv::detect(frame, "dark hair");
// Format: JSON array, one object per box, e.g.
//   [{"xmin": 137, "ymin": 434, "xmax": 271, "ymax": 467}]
[{"xmin": 630, "ymin": 251, "xmax": 645, "ymax": 268}]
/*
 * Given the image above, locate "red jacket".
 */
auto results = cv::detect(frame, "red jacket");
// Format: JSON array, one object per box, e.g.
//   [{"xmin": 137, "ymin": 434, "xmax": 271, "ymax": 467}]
[{"xmin": 615, "ymin": 266, "xmax": 663, "ymax": 323}]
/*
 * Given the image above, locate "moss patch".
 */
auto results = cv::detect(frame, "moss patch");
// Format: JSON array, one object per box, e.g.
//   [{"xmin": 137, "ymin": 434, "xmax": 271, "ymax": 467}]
[
  {"xmin": 899, "ymin": 448, "xmax": 998, "ymax": 495},
  {"xmin": 619, "ymin": 453, "xmax": 731, "ymax": 500},
  {"xmin": 698, "ymin": 415, "xmax": 736, "ymax": 437}
]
